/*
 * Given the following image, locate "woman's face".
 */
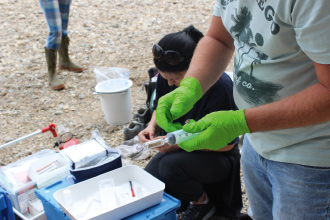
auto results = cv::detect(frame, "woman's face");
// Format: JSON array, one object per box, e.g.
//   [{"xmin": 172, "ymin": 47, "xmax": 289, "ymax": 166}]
[{"xmin": 159, "ymin": 70, "xmax": 186, "ymax": 87}]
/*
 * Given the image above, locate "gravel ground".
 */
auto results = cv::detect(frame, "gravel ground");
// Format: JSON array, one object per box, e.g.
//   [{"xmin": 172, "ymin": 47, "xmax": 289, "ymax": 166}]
[{"xmin": 0, "ymin": 0, "xmax": 248, "ymax": 218}]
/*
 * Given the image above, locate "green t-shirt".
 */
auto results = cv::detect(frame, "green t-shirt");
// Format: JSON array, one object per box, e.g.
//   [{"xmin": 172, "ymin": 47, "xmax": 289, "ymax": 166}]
[{"xmin": 214, "ymin": 0, "xmax": 330, "ymax": 166}]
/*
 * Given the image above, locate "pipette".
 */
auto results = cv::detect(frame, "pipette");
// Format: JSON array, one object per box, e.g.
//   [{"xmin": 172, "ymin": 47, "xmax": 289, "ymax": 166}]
[{"xmin": 143, "ymin": 129, "xmax": 201, "ymax": 149}]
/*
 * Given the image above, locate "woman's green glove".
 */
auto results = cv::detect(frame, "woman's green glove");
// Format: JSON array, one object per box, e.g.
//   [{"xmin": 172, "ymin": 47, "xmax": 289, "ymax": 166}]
[
  {"xmin": 179, "ymin": 110, "xmax": 251, "ymax": 152},
  {"xmin": 156, "ymin": 77, "xmax": 203, "ymax": 132}
]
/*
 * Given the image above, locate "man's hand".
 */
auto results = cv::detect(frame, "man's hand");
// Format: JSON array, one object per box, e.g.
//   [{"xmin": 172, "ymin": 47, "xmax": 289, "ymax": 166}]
[
  {"xmin": 156, "ymin": 77, "xmax": 203, "ymax": 132},
  {"xmin": 179, "ymin": 110, "xmax": 250, "ymax": 152}
]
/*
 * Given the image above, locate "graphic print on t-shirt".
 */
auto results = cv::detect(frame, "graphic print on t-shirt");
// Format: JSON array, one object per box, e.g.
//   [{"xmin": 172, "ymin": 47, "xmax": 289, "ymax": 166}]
[{"xmin": 222, "ymin": 3, "xmax": 284, "ymax": 106}]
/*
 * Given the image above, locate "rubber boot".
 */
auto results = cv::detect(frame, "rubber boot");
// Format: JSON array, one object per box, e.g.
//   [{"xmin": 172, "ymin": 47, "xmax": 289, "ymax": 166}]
[
  {"xmin": 58, "ymin": 36, "xmax": 84, "ymax": 72},
  {"xmin": 45, "ymin": 48, "xmax": 65, "ymax": 90}
]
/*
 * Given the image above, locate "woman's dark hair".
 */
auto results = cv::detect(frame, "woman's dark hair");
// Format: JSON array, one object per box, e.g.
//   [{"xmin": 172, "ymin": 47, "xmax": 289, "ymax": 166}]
[{"xmin": 153, "ymin": 25, "xmax": 204, "ymax": 73}]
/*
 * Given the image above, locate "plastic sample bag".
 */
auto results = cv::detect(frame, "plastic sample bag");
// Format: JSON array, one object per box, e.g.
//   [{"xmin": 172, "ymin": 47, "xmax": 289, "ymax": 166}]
[{"xmin": 93, "ymin": 67, "xmax": 130, "ymax": 83}]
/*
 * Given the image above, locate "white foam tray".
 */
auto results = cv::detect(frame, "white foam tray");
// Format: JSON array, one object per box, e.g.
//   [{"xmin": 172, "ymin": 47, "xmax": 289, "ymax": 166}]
[{"xmin": 53, "ymin": 165, "xmax": 165, "ymax": 220}]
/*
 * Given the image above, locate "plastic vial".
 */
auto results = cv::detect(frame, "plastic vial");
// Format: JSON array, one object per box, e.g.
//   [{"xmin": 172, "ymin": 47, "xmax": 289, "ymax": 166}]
[
  {"xmin": 143, "ymin": 138, "xmax": 169, "ymax": 149},
  {"xmin": 98, "ymin": 178, "xmax": 116, "ymax": 211},
  {"xmin": 143, "ymin": 129, "xmax": 201, "ymax": 149}
]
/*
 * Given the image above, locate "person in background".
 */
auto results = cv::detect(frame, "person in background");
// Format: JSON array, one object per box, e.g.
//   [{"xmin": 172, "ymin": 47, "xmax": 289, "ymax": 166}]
[
  {"xmin": 138, "ymin": 25, "xmax": 249, "ymax": 220},
  {"xmin": 155, "ymin": 1, "xmax": 330, "ymax": 220},
  {"xmin": 39, "ymin": 0, "xmax": 83, "ymax": 90}
]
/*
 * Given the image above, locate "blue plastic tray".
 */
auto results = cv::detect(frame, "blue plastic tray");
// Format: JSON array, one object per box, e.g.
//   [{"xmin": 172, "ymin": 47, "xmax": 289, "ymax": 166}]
[{"xmin": 35, "ymin": 178, "xmax": 180, "ymax": 220}]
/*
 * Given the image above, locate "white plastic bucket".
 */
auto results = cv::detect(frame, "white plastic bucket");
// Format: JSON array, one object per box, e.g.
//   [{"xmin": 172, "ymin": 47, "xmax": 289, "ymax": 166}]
[{"xmin": 94, "ymin": 79, "xmax": 133, "ymax": 125}]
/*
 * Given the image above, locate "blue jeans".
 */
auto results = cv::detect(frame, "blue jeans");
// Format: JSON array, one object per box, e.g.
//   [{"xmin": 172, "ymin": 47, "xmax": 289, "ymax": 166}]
[{"xmin": 241, "ymin": 137, "xmax": 330, "ymax": 220}]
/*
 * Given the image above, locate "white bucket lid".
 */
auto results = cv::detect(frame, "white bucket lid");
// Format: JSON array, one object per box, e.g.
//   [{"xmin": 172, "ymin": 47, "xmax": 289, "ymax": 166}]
[{"xmin": 95, "ymin": 79, "xmax": 133, "ymax": 94}]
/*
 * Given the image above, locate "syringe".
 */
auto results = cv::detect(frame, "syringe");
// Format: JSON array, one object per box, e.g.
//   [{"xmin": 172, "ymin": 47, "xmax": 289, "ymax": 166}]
[{"xmin": 143, "ymin": 129, "xmax": 201, "ymax": 149}]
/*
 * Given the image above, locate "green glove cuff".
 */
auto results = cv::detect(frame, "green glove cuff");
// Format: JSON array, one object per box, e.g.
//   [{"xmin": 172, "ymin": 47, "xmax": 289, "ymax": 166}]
[{"xmin": 180, "ymin": 77, "xmax": 203, "ymax": 103}]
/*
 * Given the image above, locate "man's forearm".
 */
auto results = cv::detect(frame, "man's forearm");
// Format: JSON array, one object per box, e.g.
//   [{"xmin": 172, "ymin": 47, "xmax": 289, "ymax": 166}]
[
  {"xmin": 185, "ymin": 36, "xmax": 234, "ymax": 94},
  {"xmin": 245, "ymin": 82, "xmax": 330, "ymax": 132},
  {"xmin": 184, "ymin": 16, "xmax": 235, "ymax": 94}
]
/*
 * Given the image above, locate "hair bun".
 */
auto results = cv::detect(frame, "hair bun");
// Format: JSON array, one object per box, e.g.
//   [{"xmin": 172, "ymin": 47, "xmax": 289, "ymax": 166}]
[
  {"xmin": 183, "ymin": 25, "xmax": 204, "ymax": 43},
  {"xmin": 184, "ymin": 25, "xmax": 194, "ymax": 35}
]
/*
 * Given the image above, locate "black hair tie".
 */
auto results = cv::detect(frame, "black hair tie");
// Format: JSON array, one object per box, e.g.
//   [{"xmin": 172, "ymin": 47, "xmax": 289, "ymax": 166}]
[{"xmin": 183, "ymin": 25, "xmax": 204, "ymax": 44}]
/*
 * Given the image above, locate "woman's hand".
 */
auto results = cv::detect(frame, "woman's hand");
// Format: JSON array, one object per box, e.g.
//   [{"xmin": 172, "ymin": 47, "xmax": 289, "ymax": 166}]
[
  {"xmin": 138, "ymin": 128, "xmax": 180, "ymax": 152},
  {"xmin": 138, "ymin": 126, "xmax": 156, "ymax": 143}
]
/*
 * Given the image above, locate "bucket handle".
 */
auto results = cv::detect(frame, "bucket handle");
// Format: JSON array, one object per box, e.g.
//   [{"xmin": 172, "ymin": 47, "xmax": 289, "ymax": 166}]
[{"xmin": 90, "ymin": 86, "xmax": 97, "ymax": 95}]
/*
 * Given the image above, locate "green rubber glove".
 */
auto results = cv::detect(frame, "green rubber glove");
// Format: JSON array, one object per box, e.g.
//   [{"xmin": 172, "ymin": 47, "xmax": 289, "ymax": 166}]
[
  {"xmin": 179, "ymin": 110, "xmax": 251, "ymax": 152},
  {"xmin": 156, "ymin": 77, "xmax": 203, "ymax": 132}
]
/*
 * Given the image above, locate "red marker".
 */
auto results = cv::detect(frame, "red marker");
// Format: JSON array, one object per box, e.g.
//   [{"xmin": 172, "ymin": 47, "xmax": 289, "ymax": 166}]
[{"xmin": 129, "ymin": 181, "xmax": 135, "ymax": 197}]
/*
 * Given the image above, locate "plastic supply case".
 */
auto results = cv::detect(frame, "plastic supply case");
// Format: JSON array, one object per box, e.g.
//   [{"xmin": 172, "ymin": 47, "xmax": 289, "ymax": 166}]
[
  {"xmin": 35, "ymin": 176, "xmax": 180, "ymax": 220},
  {"xmin": 0, "ymin": 150, "xmax": 55, "ymax": 215},
  {"xmin": 53, "ymin": 165, "xmax": 166, "ymax": 220},
  {"xmin": 1, "ymin": 185, "xmax": 46, "ymax": 220},
  {"xmin": 0, "ymin": 149, "xmax": 69, "ymax": 220},
  {"xmin": 1, "ymin": 185, "xmax": 47, "ymax": 220}
]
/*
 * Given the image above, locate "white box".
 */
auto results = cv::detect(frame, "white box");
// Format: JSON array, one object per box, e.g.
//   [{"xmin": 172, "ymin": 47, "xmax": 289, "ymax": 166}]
[
  {"xmin": 54, "ymin": 165, "xmax": 165, "ymax": 220},
  {"xmin": 28, "ymin": 153, "xmax": 70, "ymax": 189},
  {"xmin": 59, "ymin": 138, "xmax": 108, "ymax": 169}
]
